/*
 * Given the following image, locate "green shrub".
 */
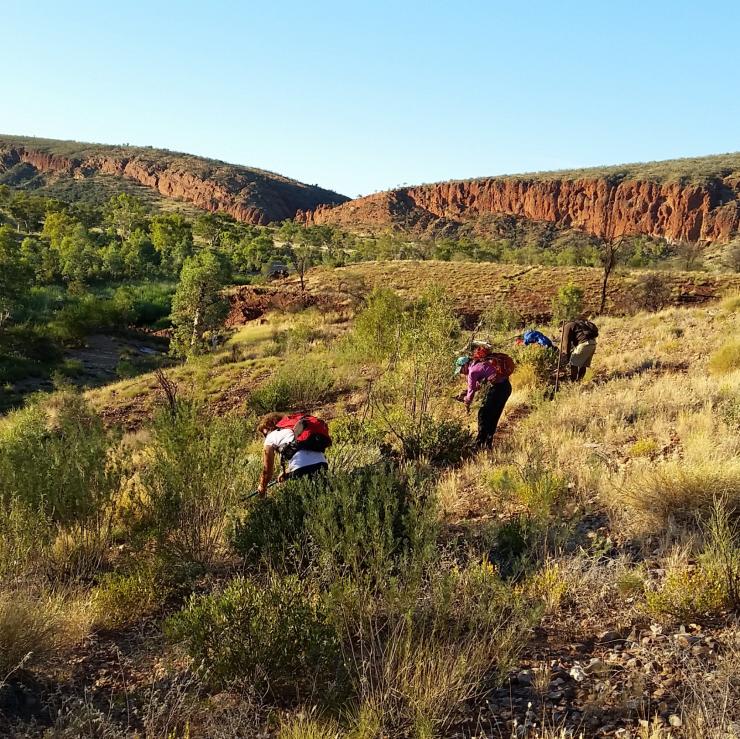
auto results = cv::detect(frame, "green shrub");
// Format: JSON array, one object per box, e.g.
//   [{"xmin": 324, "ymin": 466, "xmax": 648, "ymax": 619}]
[
  {"xmin": 232, "ymin": 464, "xmax": 437, "ymax": 587},
  {"xmin": 511, "ymin": 343, "xmax": 558, "ymax": 385},
  {"xmin": 92, "ymin": 567, "xmax": 163, "ymax": 631},
  {"xmin": 551, "ymin": 282, "xmax": 584, "ymax": 323},
  {"xmin": 0, "ymin": 390, "xmax": 121, "ymax": 570},
  {"xmin": 248, "ymin": 358, "xmax": 334, "ymax": 413},
  {"xmin": 164, "ymin": 574, "xmax": 339, "ymax": 692},
  {"xmin": 395, "ymin": 415, "xmax": 474, "ymax": 467},
  {"xmin": 481, "ymin": 301, "xmax": 523, "ymax": 334},
  {"xmin": 47, "ymin": 294, "xmax": 129, "ymax": 343},
  {"xmin": 709, "ymin": 340, "xmax": 740, "ymax": 375},
  {"xmin": 139, "ymin": 401, "xmax": 256, "ymax": 566},
  {"xmin": 646, "ymin": 566, "xmax": 726, "ymax": 621},
  {"xmin": 341, "ymin": 287, "xmax": 405, "ymax": 363}
]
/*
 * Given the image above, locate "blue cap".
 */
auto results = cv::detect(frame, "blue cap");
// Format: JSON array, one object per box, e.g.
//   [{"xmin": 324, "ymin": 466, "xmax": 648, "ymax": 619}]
[{"xmin": 454, "ymin": 356, "xmax": 470, "ymax": 375}]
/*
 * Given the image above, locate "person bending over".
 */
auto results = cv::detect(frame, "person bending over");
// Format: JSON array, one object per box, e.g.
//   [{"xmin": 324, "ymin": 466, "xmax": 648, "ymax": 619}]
[
  {"xmin": 257, "ymin": 413, "xmax": 329, "ymax": 495},
  {"xmin": 455, "ymin": 351, "xmax": 512, "ymax": 449},
  {"xmin": 562, "ymin": 319, "xmax": 598, "ymax": 382}
]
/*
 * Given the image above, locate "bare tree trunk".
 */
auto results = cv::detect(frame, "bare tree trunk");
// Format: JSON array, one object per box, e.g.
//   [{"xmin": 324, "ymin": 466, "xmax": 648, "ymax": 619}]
[
  {"xmin": 190, "ymin": 285, "xmax": 206, "ymax": 350},
  {"xmin": 599, "ymin": 259, "xmax": 612, "ymax": 315}
]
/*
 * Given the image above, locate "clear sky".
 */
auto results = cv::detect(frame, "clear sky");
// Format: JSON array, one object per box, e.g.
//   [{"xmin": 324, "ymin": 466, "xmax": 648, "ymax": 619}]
[{"xmin": 3, "ymin": 0, "xmax": 739, "ymax": 197}]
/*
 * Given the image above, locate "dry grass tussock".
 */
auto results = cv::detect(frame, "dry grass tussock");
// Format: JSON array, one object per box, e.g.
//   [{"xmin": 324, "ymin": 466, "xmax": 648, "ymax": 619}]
[{"xmin": 0, "ymin": 588, "xmax": 92, "ymax": 679}]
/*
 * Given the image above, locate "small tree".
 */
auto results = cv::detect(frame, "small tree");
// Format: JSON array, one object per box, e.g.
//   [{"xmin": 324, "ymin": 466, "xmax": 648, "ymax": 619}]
[
  {"xmin": 631, "ymin": 272, "xmax": 672, "ymax": 313},
  {"xmin": 151, "ymin": 214, "xmax": 194, "ymax": 275},
  {"xmin": 676, "ymin": 240, "xmax": 704, "ymax": 271},
  {"xmin": 0, "ymin": 226, "xmax": 31, "ymax": 331},
  {"xmin": 170, "ymin": 251, "xmax": 228, "ymax": 358},
  {"xmin": 103, "ymin": 194, "xmax": 148, "ymax": 241},
  {"xmin": 599, "ymin": 237, "xmax": 626, "ymax": 314},
  {"xmin": 723, "ymin": 240, "xmax": 740, "ymax": 273},
  {"xmin": 551, "ymin": 282, "xmax": 584, "ymax": 324}
]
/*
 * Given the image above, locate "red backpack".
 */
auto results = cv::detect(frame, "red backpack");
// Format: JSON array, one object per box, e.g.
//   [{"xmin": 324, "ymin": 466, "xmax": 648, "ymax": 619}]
[
  {"xmin": 276, "ymin": 413, "xmax": 332, "ymax": 459},
  {"xmin": 472, "ymin": 347, "xmax": 516, "ymax": 379}
]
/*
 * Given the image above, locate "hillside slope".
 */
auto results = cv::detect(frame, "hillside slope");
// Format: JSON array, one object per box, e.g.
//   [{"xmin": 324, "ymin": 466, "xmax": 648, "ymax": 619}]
[
  {"xmin": 300, "ymin": 153, "xmax": 740, "ymax": 243},
  {"xmin": 0, "ymin": 135, "xmax": 348, "ymax": 223}
]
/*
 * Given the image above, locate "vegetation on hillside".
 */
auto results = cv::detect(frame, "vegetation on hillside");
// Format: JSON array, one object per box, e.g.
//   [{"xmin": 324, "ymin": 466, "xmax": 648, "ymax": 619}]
[
  {"xmin": 447, "ymin": 151, "xmax": 740, "ymax": 186},
  {"xmin": 2, "ymin": 264, "xmax": 740, "ymax": 736}
]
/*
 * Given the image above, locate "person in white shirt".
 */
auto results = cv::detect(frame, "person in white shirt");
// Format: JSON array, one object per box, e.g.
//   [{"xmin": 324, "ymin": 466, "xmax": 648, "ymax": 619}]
[{"xmin": 257, "ymin": 413, "xmax": 328, "ymax": 495}]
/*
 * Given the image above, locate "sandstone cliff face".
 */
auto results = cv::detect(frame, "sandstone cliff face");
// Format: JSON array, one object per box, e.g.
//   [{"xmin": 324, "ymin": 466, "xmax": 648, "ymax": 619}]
[
  {"xmin": 0, "ymin": 142, "xmax": 347, "ymax": 224},
  {"xmin": 301, "ymin": 175, "xmax": 740, "ymax": 243}
]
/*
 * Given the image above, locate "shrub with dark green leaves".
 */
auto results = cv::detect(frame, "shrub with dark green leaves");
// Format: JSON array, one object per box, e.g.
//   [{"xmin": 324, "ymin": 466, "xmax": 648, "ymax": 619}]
[
  {"xmin": 231, "ymin": 464, "xmax": 437, "ymax": 587},
  {"xmin": 396, "ymin": 415, "xmax": 474, "ymax": 467},
  {"xmin": 164, "ymin": 574, "xmax": 339, "ymax": 692},
  {"xmin": 92, "ymin": 566, "xmax": 163, "ymax": 630}
]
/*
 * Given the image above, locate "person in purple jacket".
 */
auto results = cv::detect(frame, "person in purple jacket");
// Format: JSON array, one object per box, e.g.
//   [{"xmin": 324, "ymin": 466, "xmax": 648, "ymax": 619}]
[{"xmin": 454, "ymin": 354, "xmax": 512, "ymax": 449}]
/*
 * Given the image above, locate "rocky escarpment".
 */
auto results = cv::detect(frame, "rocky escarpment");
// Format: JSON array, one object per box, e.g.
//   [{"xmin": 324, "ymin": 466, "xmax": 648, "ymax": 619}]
[
  {"xmin": 0, "ymin": 136, "xmax": 348, "ymax": 224},
  {"xmin": 300, "ymin": 162, "xmax": 740, "ymax": 243}
]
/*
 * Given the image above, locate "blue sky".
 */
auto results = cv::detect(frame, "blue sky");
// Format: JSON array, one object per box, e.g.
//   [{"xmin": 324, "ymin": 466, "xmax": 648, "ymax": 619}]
[{"xmin": 3, "ymin": 0, "xmax": 739, "ymax": 196}]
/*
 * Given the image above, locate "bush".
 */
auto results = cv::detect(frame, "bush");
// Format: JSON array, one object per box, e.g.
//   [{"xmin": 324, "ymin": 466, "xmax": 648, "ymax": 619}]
[
  {"xmin": 551, "ymin": 282, "xmax": 584, "ymax": 323},
  {"xmin": 709, "ymin": 340, "xmax": 740, "ymax": 375},
  {"xmin": 630, "ymin": 272, "xmax": 672, "ymax": 313},
  {"xmin": 394, "ymin": 415, "xmax": 474, "ymax": 467},
  {"xmin": 646, "ymin": 566, "xmax": 726, "ymax": 621},
  {"xmin": 248, "ymin": 358, "xmax": 334, "ymax": 413},
  {"xmin": 0, "ymin": 391, "xmax": 121, "ymax": 578},
  {"xmin": 232, "ymin": 464, "xmax": 437, "ymax": 587},
  {"xmin": 341, "ymin": 287, "xmax": 405, "ymax": 363},
  {"xmin": 511, "ymin": 343, "xmax": 558, "ymax": 385},
  {"xmin": 164, "ymin": 574, "xmax": 339, "ymax": 692},
  {"xmin": 92, "ymin": 567, "xmax": 163, "ymax": 631},
  {"xmin": 139, "ymin": 401, "xmax": 255, "ymax": 566},
  {"xmin": 47, "ymin": 294, "xmax": 129, "ymax": 343},
  {"xmin": 480, "ymin": 301, "xmax": 523, "ymax": 334}
]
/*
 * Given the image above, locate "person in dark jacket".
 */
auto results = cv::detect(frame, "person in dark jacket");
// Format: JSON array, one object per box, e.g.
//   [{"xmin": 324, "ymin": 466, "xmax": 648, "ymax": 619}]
[
  {"xmin": 455, "ymin": 354, "xmax": 512, "ymax": 449},
  {"xmin": 562, "ymin": 319, "xmax": 598, "ymax": 382}
]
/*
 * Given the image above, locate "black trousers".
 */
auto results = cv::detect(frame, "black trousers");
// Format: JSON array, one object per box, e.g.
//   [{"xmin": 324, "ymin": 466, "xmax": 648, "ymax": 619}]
[
  {"xmin": 285, "ymin": 462, "xmax": 329, "ymax": 480},
  {"xmin": 477, "ymin": 379, "xmax": 512, "ymax": 448}
]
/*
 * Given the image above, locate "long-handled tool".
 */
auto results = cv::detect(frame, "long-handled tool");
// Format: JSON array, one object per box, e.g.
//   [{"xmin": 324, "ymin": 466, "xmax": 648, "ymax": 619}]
[
  {"xmin": 551, "ymin": 322, "xmax": 567, "ymax": 398},
  {"xmin": 243, "ymin": 479, "xmax": 278, "ymax": 501}
]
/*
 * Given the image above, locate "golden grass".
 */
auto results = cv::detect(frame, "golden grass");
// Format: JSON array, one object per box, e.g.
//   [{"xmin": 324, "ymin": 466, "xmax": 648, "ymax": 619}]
[
  {"xmin": 710, "ymin": 340, "xmax": 740, "ymax": 375},
  {"xmin": 277, "ymin": 715, "xmax": 342, "ymax": 739},
  {"xmin": 0, "ymin": 589, "xmax": 92, "ymax": 676}
]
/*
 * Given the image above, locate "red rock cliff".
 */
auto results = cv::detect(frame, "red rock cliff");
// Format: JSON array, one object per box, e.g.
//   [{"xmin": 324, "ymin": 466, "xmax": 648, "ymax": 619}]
[
  {"xmin": 0, "ymin": 141, "xmax": 347, "ymax": 224},
  {"xmin": 301, "ymin": 174, "xmax": 740, "ymax": 243}
]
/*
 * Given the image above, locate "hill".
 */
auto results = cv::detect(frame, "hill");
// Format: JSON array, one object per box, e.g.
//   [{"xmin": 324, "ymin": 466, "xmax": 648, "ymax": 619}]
[
  {"xmin": 0, "ymin": 134, "xmax": 348, "ymax": 223},
  {"xmin": 3, "ymin": 286, "xmax": 740, "ymax": 737},
  {"xmin": 300, "ymin": 152, "xmax": 740, "ymax": 244}
]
